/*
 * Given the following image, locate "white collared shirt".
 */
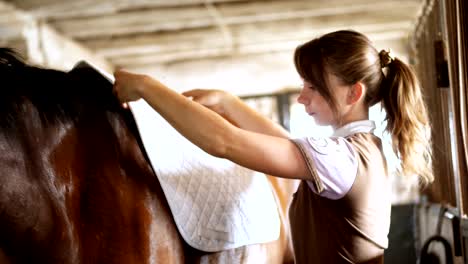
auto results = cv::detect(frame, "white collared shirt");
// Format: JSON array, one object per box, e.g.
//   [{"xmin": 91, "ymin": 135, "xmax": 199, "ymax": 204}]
[
  {"xmin": 333, "ymin": 120, "xmax": 376, "ymax": 137},
  {"xmin": 293, "ymin": 120, "xmax": 376, "ymax": 200}
]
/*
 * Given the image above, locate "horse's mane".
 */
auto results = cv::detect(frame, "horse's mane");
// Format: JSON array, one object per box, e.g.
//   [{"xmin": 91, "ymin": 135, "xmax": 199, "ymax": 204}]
[
  {"xmin": 0, "ymin": 47, "xmax": 152, "ymax": 170},
  {"xmin": 0, "ymin": 48, "xmax": 121, "ymax": 128}
]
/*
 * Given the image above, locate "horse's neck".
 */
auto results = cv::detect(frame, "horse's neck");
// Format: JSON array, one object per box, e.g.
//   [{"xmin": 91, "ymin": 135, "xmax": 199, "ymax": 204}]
[
  {"xmin": 0, "ymin": 108, "xmax": 184, "ymax": 263},
  {"xmin": 0, "ymin": 110, "xmax": 78, "ymax": 262}
]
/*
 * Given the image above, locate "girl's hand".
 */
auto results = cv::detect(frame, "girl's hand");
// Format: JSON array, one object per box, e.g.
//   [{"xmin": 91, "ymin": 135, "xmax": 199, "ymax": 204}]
[
  {"xmin": 182, "ymin": 89, "xmax": 232, "ymax": 115},
  {"xmin": 113, "ymin": 69, "xmax": 147, "ymax": 104}
]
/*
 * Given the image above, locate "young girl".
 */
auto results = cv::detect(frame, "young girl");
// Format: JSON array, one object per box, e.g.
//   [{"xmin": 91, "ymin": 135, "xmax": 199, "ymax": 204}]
[{"xmin": 113, "ymin": 30, "xmax": 432, "ymax": 263}]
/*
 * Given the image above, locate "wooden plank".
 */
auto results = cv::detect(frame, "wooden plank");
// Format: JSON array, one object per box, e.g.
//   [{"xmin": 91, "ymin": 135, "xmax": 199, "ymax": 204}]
[
  {"xmin": 82, "ymin": 9, "xmax": 413, "ymax": 62},
  {"xmin": 7, "ymin": 0, "xmax": 248, "ymax": 19},
  {"xmin": 45, "ymin": 0, "xmax": 422, "ymax": 38}
]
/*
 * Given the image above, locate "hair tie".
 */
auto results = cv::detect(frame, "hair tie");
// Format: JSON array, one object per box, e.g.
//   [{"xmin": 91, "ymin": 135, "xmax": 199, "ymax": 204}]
[{"xmin": 379, "ymin": 49, "xmax": 394, "ymax": 68}]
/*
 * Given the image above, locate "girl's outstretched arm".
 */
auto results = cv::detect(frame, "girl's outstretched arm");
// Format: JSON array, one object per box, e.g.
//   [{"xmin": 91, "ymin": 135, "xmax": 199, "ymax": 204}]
[{"xmin": 113, "ymin": 70, "xmax": 309, "ymax": 180}]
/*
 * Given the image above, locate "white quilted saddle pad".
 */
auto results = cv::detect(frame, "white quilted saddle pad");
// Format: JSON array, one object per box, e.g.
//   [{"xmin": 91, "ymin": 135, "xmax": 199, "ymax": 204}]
[{"xmin": 128, "ymin": 100, "xmax": 281, "ymax": 252}]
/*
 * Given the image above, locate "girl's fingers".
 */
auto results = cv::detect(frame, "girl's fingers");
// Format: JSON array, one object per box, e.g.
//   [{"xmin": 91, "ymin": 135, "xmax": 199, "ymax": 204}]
[
  {"xmin": 182, "ymin": 90, "xmax": 208, "ymax": 105},
  {"xmin": 182, "ymin": 89, "xmax": 203, "ymax": 98}
]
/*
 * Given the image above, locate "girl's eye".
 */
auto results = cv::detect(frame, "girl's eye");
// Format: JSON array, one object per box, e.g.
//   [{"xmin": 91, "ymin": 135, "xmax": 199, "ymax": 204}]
[
  {"xmin": 301, "ymin": 82, "xmax": 313, "ymax": 89},
  {"xmin": 301, "ymin": 80, "xmax": 318, "ymax": 91},
  {"xmin": 306, "ymin": 84, "xmax": 317, "ymax": 91}
]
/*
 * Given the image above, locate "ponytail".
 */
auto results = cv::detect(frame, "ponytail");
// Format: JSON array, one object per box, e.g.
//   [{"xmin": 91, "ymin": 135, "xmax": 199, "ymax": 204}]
[{"xmin": 380, "ymin": 55, "xmax": 433, "ymax": 185}]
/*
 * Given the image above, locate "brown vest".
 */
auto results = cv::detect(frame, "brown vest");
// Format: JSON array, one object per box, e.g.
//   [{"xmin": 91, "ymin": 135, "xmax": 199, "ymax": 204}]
[{"xmin": 289, "ymin": 133, "xmax": 391, "ymax": 264}]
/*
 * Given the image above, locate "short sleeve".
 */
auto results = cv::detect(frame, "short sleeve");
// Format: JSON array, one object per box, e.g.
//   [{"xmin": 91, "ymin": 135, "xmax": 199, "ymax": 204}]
[{"xmin": 291, "ymin": 136, "xmax": 358, "ymax": 200}]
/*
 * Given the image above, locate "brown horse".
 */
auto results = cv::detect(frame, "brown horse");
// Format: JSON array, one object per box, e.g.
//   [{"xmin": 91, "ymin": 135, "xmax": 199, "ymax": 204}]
[{"xmin": 0, "ymin": 48, "xmax": 296, "ymax": 264}]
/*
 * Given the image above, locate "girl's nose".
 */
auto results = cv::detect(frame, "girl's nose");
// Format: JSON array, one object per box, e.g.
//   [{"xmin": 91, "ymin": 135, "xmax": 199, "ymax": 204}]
[{"xmin": 297, "ymin": 90, "xmax": 309, "ymax": 105}]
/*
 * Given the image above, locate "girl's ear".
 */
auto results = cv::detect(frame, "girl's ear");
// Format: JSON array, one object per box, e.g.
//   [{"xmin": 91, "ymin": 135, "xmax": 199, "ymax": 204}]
[{"xmin": 347, "ymin": 82, "xmax": 365, "ymax": 104}]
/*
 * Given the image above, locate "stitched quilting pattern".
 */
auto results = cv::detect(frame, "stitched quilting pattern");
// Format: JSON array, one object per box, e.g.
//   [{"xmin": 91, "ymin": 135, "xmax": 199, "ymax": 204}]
[{"xmin": 129, "ymin": 100, "xmax": 281, "ymax": 252}]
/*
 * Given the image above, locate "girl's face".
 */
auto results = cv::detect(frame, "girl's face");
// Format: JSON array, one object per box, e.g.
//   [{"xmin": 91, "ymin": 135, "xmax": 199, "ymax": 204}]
[{"xmin": 297, "ymin": 74, "xmax": 349, "ymax": 128}]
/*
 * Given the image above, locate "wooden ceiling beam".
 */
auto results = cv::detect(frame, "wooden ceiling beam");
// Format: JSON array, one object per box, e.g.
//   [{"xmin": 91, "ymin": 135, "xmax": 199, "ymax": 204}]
[
  {"xmin": 110, "ymin": 30, "xmax": 408, "ymax": 66},
  {"xmin": 7, "ymin": 0, "xmax": 242, "ymax": 19},
  {"xmin": 45, "ymin": 0, "xmax": 422, "ymax": 39},
  {"xmin": 80, "ymin": 8, "xmax": 414, "ymax": 63}
]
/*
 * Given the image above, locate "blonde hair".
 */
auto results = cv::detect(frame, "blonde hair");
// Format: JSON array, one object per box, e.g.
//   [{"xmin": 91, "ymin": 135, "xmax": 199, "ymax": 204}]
[{"xmin": 294, "ymin": 30, "xmax": 433, "ymax": 185}]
